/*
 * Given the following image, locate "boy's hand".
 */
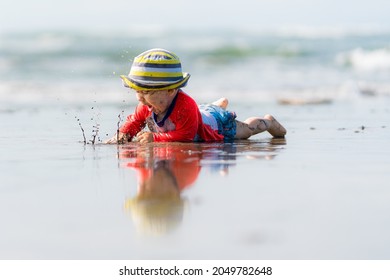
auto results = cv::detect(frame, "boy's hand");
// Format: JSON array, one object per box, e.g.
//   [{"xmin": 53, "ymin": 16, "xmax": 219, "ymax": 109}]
[
  {"xmin": 104, "ymin": 132, "xmax": 130, "ymax": 144},
  {"xmin": 136, "ymin": 131, "xmax": 154, "ymax": 144}
]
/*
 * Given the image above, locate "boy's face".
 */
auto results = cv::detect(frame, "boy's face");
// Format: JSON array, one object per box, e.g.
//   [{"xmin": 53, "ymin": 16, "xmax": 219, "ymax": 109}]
[{"xmin": 135, "ymin": 90, "xmax": 176, "ymax": 115}]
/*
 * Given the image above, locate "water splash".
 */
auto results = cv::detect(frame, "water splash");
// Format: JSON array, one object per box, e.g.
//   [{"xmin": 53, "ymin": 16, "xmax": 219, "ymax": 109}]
[
  {"xmin": 75, "ymin": 116, "xmax": 87, "ymax": 144},
  {"xmin": 75, "ymin": 103, "xmax": 102, "ymax": 145},
  {"xmin": 116, "ymin": 110, "xmax": 125, "ymax": 144},
  {"xmin": 90, "ymin": 124, "xmax": 100, "ymax": 145}
]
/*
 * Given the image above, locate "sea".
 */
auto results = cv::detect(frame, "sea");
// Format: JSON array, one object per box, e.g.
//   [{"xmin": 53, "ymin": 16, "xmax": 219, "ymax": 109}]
[
  {"xmin": 1, "ymin": 27, "xmax": 390, "ymax": 260},
  {"xmin": 1, "ymin": 26, "xmax": 390, "ymax": 107}
]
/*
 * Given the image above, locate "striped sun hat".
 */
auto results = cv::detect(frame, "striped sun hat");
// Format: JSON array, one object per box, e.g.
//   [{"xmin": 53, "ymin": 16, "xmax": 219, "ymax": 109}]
[{"xmin": 120, "ymin": 48, "xmax": 190, "ymax": 91}]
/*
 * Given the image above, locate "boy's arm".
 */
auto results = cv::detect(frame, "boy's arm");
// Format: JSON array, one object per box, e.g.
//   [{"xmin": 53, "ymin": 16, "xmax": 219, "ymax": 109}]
[
  {"xmin": 119, "ymin": 104, "xmax": 148, "ymax": 139},
  {"xmin": 105, "ymin": 105, "xmax": 147, "ymax": 144}
]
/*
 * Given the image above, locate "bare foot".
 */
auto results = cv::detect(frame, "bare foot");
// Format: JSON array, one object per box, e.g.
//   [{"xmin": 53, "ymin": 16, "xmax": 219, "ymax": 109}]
[
  {"xmin": 212, "ymin": 97, "xmax": 229, "ymax": 109},
  {"xmin": 264, "ymin": 114, "xmax": 287, "ymax": 138}
]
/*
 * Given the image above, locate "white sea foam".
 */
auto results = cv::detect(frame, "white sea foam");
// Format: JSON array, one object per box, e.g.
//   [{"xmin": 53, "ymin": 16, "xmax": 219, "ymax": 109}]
[{"xmin": 336, "ymin": 48, "xmax": 390, "ymax": 71}]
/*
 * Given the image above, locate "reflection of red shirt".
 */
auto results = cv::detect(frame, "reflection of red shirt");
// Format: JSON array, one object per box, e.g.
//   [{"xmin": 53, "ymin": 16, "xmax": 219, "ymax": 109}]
[
  {"xmin": 129, "ymin": 160, "xmax": 200, "ymax": 191},
  {"xmin": 125, "ymin": 145, "xmax": 201, "ymax": 191},
  {"xmin": 119, "ymin": 90, "xmax": 224, "ymax": 142}
]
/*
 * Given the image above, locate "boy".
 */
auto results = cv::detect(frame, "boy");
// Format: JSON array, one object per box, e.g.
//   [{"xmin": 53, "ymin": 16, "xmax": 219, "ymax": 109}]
[{"xmin": 105, "ymin": 48, "xmax": 286, "ymax": 144}]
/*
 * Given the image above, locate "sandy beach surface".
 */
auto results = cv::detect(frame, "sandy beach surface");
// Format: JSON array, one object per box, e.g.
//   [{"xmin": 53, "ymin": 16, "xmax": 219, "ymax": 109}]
[{"xmin": 0, "ymin": 96, "xmax": 389, "ymax": 260}]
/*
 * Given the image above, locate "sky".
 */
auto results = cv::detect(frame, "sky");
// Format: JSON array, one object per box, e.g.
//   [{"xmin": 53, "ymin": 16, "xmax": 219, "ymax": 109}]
[{"xmin": 1, "ymin": 0, "xmax": 390, "ymax": 33}]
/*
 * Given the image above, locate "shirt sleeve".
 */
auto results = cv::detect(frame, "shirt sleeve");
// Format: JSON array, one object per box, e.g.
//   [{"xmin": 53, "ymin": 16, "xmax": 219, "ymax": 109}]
[
  {"xmin": 119, "ymin": 104, "xmax": 147, "ymax": 139},
  {"xmin": 152, "ymin": 96, "xmax": 199, "ymax": 142}
]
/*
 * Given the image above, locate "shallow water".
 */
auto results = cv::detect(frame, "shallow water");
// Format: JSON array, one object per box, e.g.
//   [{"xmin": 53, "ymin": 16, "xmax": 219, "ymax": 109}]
[{"xmin": 1, "ymin": 98, "xmax": 389, "ymax": 259}]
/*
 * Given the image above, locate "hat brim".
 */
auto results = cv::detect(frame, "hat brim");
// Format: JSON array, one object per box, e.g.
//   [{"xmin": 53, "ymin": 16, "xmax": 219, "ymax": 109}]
[{"xmin": 120, "ymin": 73, "xmax": 190, "ymax": 91}]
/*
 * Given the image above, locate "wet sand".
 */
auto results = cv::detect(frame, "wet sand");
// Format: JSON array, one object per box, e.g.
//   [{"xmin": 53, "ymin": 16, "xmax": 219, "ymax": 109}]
[{"xmin": 0, "ymin": 98, "xmax": 389, "ymax": 259}]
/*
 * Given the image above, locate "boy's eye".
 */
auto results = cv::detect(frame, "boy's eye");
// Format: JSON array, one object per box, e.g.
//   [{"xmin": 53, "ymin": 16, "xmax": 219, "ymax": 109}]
[{"xmin": 137, "ymin": 91, "xmax": 154, "ymax": 95}]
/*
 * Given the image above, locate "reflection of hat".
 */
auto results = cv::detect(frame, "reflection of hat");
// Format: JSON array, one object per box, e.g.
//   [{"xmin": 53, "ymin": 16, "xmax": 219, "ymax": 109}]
[
  {"xmin": 121, "ymin": 48, "xmax": 190, "ymax": 91},
  {"xmin": 125, "ymin": 197, "xmax": 184, "ymax": 236}
]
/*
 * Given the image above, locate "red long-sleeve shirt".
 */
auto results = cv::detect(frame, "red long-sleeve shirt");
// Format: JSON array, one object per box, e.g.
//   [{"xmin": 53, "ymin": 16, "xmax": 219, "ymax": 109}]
[{"xmin": 119, "ymin": 90, "xmax": 224, "ymax": 142}]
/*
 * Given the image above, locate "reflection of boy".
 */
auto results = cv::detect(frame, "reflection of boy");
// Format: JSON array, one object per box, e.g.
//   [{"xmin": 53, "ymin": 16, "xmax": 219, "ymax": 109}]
[
  {"xmin": 106, "ymin": 48, "xmax": 286, "ymax": 144},
  {"xmin": 124, "ymin": 147, "xmax": 201, "ymax": 235},
  {"xmin": 125, "ymin": 161, "xmax": 185, "ymax": 236}
]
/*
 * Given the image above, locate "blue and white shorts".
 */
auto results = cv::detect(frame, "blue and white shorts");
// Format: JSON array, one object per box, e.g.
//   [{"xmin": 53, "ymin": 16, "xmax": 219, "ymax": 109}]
[{"xmin": 199, "ymin": 104, "xmax": 237, "ymax": 140}]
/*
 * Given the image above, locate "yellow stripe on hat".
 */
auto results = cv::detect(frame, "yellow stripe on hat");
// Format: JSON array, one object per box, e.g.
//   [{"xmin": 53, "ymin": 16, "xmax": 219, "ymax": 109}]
[
  {"xmin": 135, "ymin": 57, "xmax": 181, "ymax": 64},
  {"xmin": 130, "ymin": 71, "xmax": 184, "ymax": 78}
]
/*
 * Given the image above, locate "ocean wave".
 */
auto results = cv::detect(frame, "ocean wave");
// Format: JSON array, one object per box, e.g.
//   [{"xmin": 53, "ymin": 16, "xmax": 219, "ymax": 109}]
[
  {"xmin": 0, "ymin": 29, "xmax": 347, "ymax": 59},
  {"xmin": 0, "ymin": 31, "xmax": 318, "ymax": 81},
  {"xmin": 336, "ymin": 48, "xmax": 390, "ymax": 71},
  {"xmin": 196, "ymin": 45, "xmax": 308, "ymax": 62},
  {"xmin": 2, "ymin": 29, "xmax": 390, "ymax": 102},
  {"xmin": 2, "ymin": 29, "xmax": 390, "ymax": 67}
]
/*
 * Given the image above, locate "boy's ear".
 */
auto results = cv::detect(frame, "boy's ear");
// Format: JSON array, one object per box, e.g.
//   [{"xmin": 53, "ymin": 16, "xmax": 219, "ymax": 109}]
[{"xmin": 168, "ymin": 89, "xmax": 178, "ymax": 96}]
